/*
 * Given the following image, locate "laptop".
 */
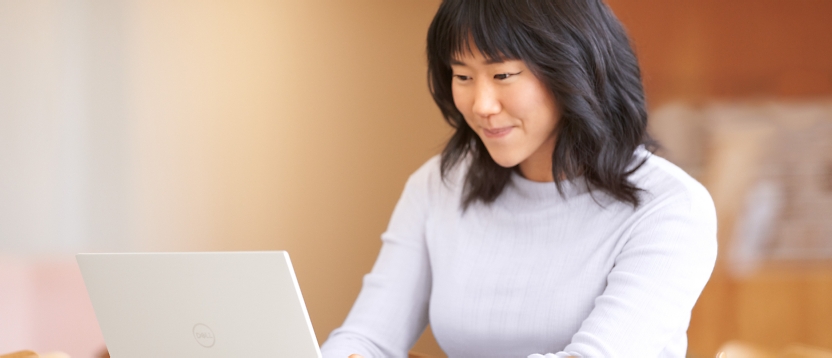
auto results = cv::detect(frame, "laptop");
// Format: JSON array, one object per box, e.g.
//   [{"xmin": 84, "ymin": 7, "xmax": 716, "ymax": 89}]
[{"xmin": 77, "ymin": 251, "xmax": 322, "ymax": 358}]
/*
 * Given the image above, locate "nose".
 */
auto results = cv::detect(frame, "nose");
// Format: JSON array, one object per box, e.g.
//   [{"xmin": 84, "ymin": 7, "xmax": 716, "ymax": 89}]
[{"xmin": 472, "ymin": 81, "xmax": 501, "ymax": 119}]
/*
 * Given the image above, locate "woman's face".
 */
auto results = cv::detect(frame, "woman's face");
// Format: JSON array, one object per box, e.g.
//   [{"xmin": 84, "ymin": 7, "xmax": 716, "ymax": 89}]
[{"xmin": 450, "ymin": 47, "xmax": 560, "ymax": 181}]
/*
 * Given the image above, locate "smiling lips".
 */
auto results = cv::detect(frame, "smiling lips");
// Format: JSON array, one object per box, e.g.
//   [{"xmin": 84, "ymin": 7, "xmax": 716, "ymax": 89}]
[{"xmin": 482, "ymin": 126, "xmax": 513, "ymax": 138}]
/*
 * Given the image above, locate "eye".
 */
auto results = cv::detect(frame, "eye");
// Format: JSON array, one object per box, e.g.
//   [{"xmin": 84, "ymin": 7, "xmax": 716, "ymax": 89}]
[
  {"xmin": 494, "ymin": 71, "xmax": 522, "ymax": 80},
  {"xmin": 453, "ymin": 74, "xmax": 471, "ymax": 81}
]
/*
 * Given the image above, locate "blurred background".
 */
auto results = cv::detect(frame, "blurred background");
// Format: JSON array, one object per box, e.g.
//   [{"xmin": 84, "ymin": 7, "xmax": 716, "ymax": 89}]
[{"xmin": 0, "ymin": 0, "xmax": 830, "ymax": 357}]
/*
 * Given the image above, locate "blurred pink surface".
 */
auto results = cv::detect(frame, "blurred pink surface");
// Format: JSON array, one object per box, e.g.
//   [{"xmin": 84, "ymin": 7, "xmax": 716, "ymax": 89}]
[{"xmin": 0, "ymin": 256, "xmax": 105, "ymax": 357}]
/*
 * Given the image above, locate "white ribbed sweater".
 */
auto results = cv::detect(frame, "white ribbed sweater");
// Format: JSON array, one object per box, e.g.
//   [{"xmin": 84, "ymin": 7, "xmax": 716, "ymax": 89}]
[{"xmin": 321, "ymin": 151, "xmax": 717, "ymax": 358}]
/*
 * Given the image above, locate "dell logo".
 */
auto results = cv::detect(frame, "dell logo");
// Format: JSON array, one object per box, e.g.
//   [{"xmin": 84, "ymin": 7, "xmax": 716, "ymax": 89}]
[{"xmin": 193, "ymin": 323, "xmax": 216, "ymax": 348}]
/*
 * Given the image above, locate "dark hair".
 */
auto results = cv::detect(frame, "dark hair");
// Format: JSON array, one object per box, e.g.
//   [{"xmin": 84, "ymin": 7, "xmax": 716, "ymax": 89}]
[{"xmin": 427, "ymin": 0, "xmax": 656, "ymax": 209}]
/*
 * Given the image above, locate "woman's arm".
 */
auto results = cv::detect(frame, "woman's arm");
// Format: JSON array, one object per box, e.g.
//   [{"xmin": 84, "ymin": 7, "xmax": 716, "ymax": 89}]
[{"xmin": 320, "ymin": 160, "xmax": 437, "ymax": 358}]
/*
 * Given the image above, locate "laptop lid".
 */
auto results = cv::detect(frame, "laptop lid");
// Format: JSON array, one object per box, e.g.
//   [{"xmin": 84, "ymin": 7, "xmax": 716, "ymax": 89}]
[{"xmin": 77, "ymin": 251, "xmax": 322, "ymax": 358}]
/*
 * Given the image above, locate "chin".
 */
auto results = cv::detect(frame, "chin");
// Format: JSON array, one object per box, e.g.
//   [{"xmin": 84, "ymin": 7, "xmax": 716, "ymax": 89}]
[{"xmin": 487, "ymin": 152, "xmax": 523, "ymax": 168}]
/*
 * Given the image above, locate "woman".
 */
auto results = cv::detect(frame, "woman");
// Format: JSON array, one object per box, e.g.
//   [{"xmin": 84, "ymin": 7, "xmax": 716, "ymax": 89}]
[{"xmin": 321, "ymin": 0, "xmax": 717, "ymax": 357}]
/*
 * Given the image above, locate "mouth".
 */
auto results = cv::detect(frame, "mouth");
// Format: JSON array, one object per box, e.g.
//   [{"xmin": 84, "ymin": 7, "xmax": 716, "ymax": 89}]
[{"xmin": 482, "ymin": 126, "xmax": 513, "ymax": 139}]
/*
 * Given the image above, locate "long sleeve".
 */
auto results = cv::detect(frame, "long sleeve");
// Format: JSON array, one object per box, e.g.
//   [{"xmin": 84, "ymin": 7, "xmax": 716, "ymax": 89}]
[
  {"xmin": 320, "ymin": 161, "xmax": 435, "ymax": 358},
  {"xmin": 556, "ymin": 183, "xmax": 718, "ymax": 357}
]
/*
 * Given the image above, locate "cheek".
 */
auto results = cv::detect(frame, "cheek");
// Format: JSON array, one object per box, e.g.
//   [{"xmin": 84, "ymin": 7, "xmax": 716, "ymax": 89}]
[
  {"xmin": 453, "ymin": 82, "xmax": 483, "ymax": 113},
  {"xmin": 452, "ymin": 87, "xmax": 479, "ymax": 131},
  {"xmin": 511, "ymin": 85, "xmax": 558, "ymax": 132}
]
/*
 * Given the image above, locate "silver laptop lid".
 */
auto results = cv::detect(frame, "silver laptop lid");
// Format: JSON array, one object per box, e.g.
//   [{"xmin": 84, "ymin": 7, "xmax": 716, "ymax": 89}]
[{"xmin": 77, "ymin": 251, "xmax": 321, "ymax": 358}]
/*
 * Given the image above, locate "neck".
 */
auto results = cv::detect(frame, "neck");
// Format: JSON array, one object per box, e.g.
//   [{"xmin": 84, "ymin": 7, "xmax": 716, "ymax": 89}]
[{"xmin": 518, "ymin": 137, "xmax": 556, "ymax": 182}]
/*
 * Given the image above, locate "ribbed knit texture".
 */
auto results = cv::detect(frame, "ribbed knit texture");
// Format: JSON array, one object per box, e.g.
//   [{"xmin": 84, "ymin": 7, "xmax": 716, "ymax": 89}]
[{"xmin": 321, "ymin": 150, "xmax": 717, "ymax": 358}]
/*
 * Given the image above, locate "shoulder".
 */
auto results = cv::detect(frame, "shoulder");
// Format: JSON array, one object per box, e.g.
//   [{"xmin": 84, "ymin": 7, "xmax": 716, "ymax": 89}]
[
  {"xmin": 406, "ymin": 154, "xmax": 466, "ymax": 194},
  {"xmin": 398, "ymin": 154, "xmax": 467, "ymax": 214},
  {"xmin": 408, "ymin": 155, "xmax": 442, "ymax": 185},
  {"xmin": 604, "ymin": 150, "xmax": 719, "ymax": 273},
  {"xmin": 624, "ymin": 149, "xmax": 716, "ymax": 233}
]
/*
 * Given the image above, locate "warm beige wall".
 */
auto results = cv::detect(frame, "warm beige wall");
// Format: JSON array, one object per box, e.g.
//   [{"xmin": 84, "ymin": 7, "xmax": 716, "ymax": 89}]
[
  {"xmin": 123, "ymin": 0, "xmax": 447, "ymax": 350},
  {"xmin": 1, "ymin": 0, "xmax": 448, "ymax": 354}
]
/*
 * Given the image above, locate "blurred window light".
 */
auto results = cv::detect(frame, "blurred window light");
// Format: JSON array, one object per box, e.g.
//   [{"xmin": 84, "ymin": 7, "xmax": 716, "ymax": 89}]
[{"xmin": 650, "ymin": 101, "xmax": 832, "ymax": 276}]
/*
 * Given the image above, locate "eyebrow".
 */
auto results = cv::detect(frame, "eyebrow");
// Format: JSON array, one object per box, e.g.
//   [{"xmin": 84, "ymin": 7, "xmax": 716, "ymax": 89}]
[{"xmin": 450, "ymin": 57, "xmax": 507, "ymax": 66}]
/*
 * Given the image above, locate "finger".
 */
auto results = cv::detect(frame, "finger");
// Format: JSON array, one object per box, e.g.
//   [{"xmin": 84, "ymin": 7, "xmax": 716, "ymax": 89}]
[{"xmin": 348, "ymin": 355, "xmax": 364, "ymax": 358}]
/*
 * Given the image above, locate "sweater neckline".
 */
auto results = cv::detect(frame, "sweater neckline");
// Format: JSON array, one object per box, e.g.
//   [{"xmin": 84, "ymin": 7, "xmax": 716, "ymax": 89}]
[
  {"xmin": 506, "ymin": 170, "xmax": 590, "ymax": 204},
  {"xmin": 504, "ymin": 146, "xmax": 652, "ymax": 204}
]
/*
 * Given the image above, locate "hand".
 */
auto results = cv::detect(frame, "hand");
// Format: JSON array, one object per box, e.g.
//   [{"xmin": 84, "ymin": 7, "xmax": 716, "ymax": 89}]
[{"xmin": 348, "ymin": 355, "xmax": 364, "ymax": 358}]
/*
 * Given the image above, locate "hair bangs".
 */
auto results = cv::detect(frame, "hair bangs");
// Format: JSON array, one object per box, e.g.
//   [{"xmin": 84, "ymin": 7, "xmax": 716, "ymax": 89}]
[{"xmin": 433, "ymin": 0, "xmax": 527, "ymax": 66}]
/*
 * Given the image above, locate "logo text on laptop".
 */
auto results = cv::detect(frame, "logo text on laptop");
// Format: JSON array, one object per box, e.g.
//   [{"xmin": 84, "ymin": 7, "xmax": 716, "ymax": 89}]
[{"xmin": 193, "ymin": 323, "xmax": 216, "ymax": 348}]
